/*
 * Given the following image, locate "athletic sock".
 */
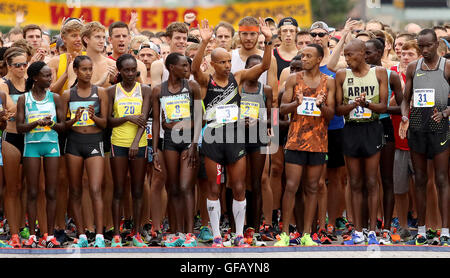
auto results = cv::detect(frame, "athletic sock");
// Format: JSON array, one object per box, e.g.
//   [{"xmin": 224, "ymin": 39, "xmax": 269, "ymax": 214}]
[
  {"xmin": 418, "ymin": 225, "xmax": 426, "ymax": 236},
  {"xmin": 96, "ymin": 234, "xmax": 104, "ymax": 240},
  {"xmin": 79, "ymin": 234, "xmax": 87, "ymax": 240},
  {"xmin": 233, "ymin": 199, "xmax": 246, "ymax": 237},
  {"xmin": 441, "ymin": 228, "xmax": 449, "ymax": 237},
  {"xmin": 207, "ymin": 199, "xmax": 221, "ymax": 238}
]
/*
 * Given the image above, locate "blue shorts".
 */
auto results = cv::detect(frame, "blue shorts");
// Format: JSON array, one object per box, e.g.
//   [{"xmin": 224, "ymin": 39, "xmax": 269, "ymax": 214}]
[{"xmin": 24, "ymin": 142, "xmax": 60, "ymax": 158}]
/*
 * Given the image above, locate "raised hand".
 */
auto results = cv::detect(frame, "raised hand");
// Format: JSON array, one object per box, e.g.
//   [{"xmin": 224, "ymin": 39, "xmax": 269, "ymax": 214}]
[
  {"xmin": 199, "ymin": 19, "xmax": 213, "ymax": 43},
  {"xmin": 259, "ymin": 17, "xmax": 272, "ymax": 41}
]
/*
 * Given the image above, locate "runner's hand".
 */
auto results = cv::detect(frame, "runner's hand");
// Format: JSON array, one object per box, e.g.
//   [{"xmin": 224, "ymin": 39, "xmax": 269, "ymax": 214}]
[
  {"xmin": 128, "ymin": 141, "xmax": 138, "ymax": 160},
  {"xmin": 65, "ymin": 54, "xmax": 73, "ymax": 73},
  {"xmin": 74, "ymin": 107, "xmax": 84, "ymax": 122},
  {"xmin": 184, "ymin": 145, "xmax": 199, "ymax": 168},
  {"xmin": 153, "ymin": 152, "xmax": 162, "ymax": 172},
  {"xmin": 88, "ymin": 105, "xmax": 95, "ymax": 119},
  {"xmin": 259, "ymin": 17, "xmax": 272, "ymax": 41},
  {"xmin": 399, "ymin": 118, "xmax": 409, "ymax": 139},
  {"xmin": 296, "ymin": 92, "xmax": 303, "ymax": 105},
  {"xmin": 129, "ymin": 12, "xmax": 138, "ymax": 33},
  {"xmin": 127, "ymin": 114, "xmax": 146, "ymax": 128},
  {"xmin": 431, "ymin": 107, "xmax": 444, "ymax": 123},
  {"xmin": 343, "ymin": 18, "xmax": 359, "ymax": 33},
  {"xmin": 315, "ymin": 93, "xmax": 326, "ymax": 107},
  {"xmin": 199, "ymin": 19, "xmax": 213, "ymax": 42}
]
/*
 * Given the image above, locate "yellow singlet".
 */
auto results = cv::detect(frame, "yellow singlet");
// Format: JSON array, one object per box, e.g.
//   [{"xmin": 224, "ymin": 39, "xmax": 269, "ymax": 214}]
[{"xmin": 111, "ymin": 82, "xmax": 147, "ymax": 148}]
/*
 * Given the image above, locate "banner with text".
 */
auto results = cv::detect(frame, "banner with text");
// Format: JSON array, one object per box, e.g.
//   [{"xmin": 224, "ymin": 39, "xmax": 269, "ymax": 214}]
[{"xmin": 0, "ymin": 0, "xmax": 312, "ymax": 31}]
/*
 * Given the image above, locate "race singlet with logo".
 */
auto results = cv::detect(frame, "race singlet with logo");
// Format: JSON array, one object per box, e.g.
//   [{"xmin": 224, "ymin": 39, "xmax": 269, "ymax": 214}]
[{"xmin": 24, "ymin": 91, "xmax": 58, "ymax": 143}]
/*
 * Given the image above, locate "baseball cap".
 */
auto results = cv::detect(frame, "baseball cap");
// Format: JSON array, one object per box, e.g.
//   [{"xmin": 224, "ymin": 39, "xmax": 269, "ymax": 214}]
[
  {"xmin": 277, "ymin": 17, "xmax": 298, "ymax": 29},
  {"xmin": 265, "ymin": 17, "xmax": 276, "ymax": 24},
  {"xmin": 310, "ymin": 21, "xmax": 330, "ymax": 33}
]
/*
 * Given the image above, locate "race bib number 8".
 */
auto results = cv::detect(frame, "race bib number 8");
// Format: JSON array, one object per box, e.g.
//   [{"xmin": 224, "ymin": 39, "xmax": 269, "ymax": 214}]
[
  {"xmin": 165, "ymin": 99, "xmax": 190, "ymax": 120},
  {"xmin": 240, "ymin": 101, "xmax": 260, "ymax": 119},
  {"xmin": 413, "ymin": 89, "xmax": 435, "ymax": 108},
  {"xmin": 349, "ymin": 100, "xmax": 372, "ymax": 119},
  {"xmin": 297, "ymin": 97, "xmax": 321, "ymax": 117},
  {"xmin": 146, "ymin": 120, "xmax": 153, "ymax": 140},
  {"xmin": 28, "ymin": 112, "xmax": 51, "ymax": 133},
  {"xmin": 117, "ymin": 101, "xmax": 141, "ymax": 117},
  {"xmin": 216, "ymin": 104, "xmax": 239, "ymax": 124}
]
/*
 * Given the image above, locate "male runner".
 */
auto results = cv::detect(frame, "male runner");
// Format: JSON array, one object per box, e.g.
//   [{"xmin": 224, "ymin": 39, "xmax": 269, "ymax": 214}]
[
  {"xmin": 192, "ymin": 18, "xmax": 273, "ymax": 247},
  {"xmin": 399, "ymin": 29, "xmax": 450, "ymax": 246},
  {"xmin": 277, "ymin": 44, "xmax": 336, "ymax": 246},
  {"xmin": 335, "ymin": 39, "xmax": 388, "ymax": 245}
]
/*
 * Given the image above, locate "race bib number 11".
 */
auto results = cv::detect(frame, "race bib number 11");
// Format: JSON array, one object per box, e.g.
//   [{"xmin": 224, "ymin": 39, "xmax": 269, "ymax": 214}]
[
  {"xmin": 413, "ymin": 89, "xmax": 435, "ymax": 108},
  {"xmin": 297, "ymin": 97, "xmax": 321, "ymax": 117}
]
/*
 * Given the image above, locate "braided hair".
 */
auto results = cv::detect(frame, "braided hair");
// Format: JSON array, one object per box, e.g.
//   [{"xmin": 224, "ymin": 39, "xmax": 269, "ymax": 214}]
[{"xmin": 25, "ymin": 61, "xmax": 46, "ymax": 91}]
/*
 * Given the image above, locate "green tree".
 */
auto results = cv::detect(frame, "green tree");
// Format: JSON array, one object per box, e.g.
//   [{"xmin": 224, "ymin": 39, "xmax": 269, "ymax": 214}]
[{"xmin": 311, "ymin": 0, "xmax": 354, "ymax": 29}]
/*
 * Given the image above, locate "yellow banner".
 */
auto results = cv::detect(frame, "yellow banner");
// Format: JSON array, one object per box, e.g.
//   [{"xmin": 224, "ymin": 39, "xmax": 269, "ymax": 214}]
[{"xmin": 0, "ymin": 0, "xmax": 311, "ymax": 31}]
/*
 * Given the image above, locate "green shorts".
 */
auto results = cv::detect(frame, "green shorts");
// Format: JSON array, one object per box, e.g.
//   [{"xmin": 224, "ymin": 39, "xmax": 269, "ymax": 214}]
[{"xmin": 24, "ymin": 142, "xmax": 60, "ymax": 158}]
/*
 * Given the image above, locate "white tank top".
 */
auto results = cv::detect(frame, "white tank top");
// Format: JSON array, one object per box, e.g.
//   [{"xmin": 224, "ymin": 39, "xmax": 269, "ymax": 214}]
[{"xmin": 231, "ymin": 49, "xmax": 267, "ymax": 85}]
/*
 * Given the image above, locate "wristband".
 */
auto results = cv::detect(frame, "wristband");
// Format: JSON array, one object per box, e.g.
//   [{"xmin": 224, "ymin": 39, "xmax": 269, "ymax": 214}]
[
  {"xmin": 401, "ymin": 116, "xmax": 409, "ymax": 122},
  {"xmin": 264, "ymin": 40, "xmax": 273, "ymax": 46},
  {"xmin": 442, "ymin": 111, "xmax": 448, "ymax": 118},
  {"xmin": 364, "ymin": 101, "xmax": 369, "ymax": 108}
]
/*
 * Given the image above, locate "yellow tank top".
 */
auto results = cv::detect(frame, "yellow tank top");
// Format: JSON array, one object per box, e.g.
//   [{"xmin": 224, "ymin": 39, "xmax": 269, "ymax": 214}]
[
  {"xmin": 57, "ymin": 52, "xmax": 86, "ymax": 93},
  {"xmin": 111, "ymin": 82, "xmax": 147, "ymax": 148}
]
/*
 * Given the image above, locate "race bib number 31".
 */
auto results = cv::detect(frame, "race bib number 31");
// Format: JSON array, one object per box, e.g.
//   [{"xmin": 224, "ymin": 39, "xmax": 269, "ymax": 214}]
[
  {"xmin": 349, "ymin": 100, "xmax": 372, "ymax": 119},
  {"xmin": 216, "ymin": 104, "xmax": 239, "ymax": 124},
  {"xmin": 240, "ymin": 101, "xmax": 260, "ymax": 119},
  {"xmin": 297, "ymin": 97, "xmax": 321, "ymax": 117},
  {"xmin": 413, "ymin": 89, "xmax": 435, "ymax": 108}
]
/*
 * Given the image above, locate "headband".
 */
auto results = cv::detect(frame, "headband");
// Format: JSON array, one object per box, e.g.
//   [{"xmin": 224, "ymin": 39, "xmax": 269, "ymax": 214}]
[{"xmin": 239, "ymin": 26, "xmax": 260, "ymax": 32}]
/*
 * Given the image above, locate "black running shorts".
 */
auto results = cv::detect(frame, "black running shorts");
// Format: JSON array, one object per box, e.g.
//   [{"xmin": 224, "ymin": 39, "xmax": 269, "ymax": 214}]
[{"xmin": 342, "ymin": 121, "xmax": 383, "ymax": 158}]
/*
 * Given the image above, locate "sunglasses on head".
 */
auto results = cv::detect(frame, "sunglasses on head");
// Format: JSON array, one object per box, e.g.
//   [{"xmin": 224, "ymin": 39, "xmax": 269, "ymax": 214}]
[
  {"xmin": 310, "ymin": 32, "xmax": 327, "ymax": 38},
  {"xmin": 11, "ymin": 62, "xmax": 27, "ymax": 68}
]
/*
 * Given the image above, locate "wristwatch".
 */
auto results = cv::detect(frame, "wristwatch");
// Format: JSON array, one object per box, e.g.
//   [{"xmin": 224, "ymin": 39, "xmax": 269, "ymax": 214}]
[
  {"xmin": 442, "ymin": 111, "xmax": 448, "ymax": 118},
  {"xmin": 364, "ymin": 100, "xmax": 370, "ymax": 108},
  {"xmin": 401, "ymin": 116, "xmax": 409, "ymax": 122},
  {"xmin": 264, "ymin": 40, "xmax": 273, "ymax": 46}
]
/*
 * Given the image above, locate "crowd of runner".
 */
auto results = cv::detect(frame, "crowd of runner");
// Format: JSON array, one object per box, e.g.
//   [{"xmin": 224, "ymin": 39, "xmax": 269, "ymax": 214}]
[{"xmin": 0, "ymin": 12, "xmax": 449, "ymax": 248}]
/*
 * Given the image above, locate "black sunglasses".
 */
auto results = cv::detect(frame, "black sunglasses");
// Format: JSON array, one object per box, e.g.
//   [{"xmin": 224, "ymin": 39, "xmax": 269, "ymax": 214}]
[
  {"xmin": 310, "ymin": 32, "xmax": 327, "ymax": 38},
  {"xmin": 11, "ymin": 62, "xmax": 27, "ymax": 68}
]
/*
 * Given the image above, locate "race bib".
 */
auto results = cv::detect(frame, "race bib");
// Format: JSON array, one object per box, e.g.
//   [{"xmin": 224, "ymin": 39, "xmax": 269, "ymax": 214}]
[
  {"xmin": 146, "ymin": 120, "xmax": 153, "ymax": 140},
  {"xmin": 28, "ymin": 112, "xmax": 52, "ymax": 133},
  {"xmin": 117, "ymin": 101, "xmax": 141, "ymax": 117},
  {"xmin": 165, "ymin": 99, "xmax": 190, "ymax": 120},
  {"xmin": 240, "ymin": 101, "xmax": 260, "ymax": 119},
  {"xmin": 413, "ymin": 89, "xmax": 435, "ymax": 108},
  {"xmin": 216, "ymin": 104, "xmax": 239, "ymax": 124},
  {"xmin": 297, "ymin": 97, "xmax": 321, "ymax": 117},
  {"xmin": 349, "ymin": 100, "xmax": 372, "ymax": 119},
  {"xmin": 71, "ymin": 109, "xmax": 94, "ymax": 127}
]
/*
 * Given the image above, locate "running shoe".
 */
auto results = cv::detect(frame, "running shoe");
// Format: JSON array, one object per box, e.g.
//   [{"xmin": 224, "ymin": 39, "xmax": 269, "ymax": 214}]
[
  {"xmin": 194, "ymin": 214, "xmax": 202, "ymax": 231},
  {"xmin": 274, "ymin": 232, "xmax": 289, "ymax": 247},
  {"xmin": 301, "ymin": 233, "xmax": 319, "ymax": 246},
  {"xmin": 377, "ymin": 219, "xmax": 384, "ymax": 230},
  {"xmin": 343, "ymin": 234, "xmax": 354, "ymax": 245},
  {"xmin": 397, "ymin": 227, "xmax": 412, "ymax": 242},
  {"xmin": 182, "ymin": 233, "xmax": 198, "ymax": 247},
  {"xmin": 406, "ymin": 234, "xmax": 427, "ymax": 245},
  {"xmin": 288, "ymin": 224, "xmax": 297, "ymax": 234},
  {"xmin": 141, "ymin": 229, "xmax": 152, "ymax": 243},
  {"xmin": 198, "ymin": 226, "xmax": 214, "ymax": 243},
  {"xmin": 164, "ymin": 233, "xmax": 185, "ymax": 247},
  {"xmin": 46, "ymin": 237, "xmax": 61, "ymax": 248},
  {"xmin": 220, "ymin": 215, "xmax": 231, "ymax": 233},
  {"xmin": 111, "ymin": 235, "xmax": 123, "ymax": 247},
  {"xmin": 71, "ymin": 236, "xmax": 89, "ymax": 248},
  {"xmin": 289, "ymin": 232, "xmax": 302, "ymax": 246},
  {"xmin": 318, "ymin": 229, "xmax": 332, "ymax": 244},
  {"xmin": 104, "ymin": 228, "xmax": 114, "ymax": 241},
  {"xmin": 379, "ymin": 229, "xmax": 393, "ymax": 245},
  {"xmin": 38, "ymin": 234, "xmax": 47, "ymax": 248},
  {"xmin": 352, "ymin": 231, "xmax": 365, "ymax": 245},
  {"xmin": 342, "ymin": 222, "xmax": 354, "ymax": 237},
  {"xmin": 23, "ymin": 235, "xmax": 38, "ymax": 248},
  {"xmin": 19, "ymin": 227, "xmax": 30, "ymax": 240},
  {"xmin": 311, "ymin": 233, "xmax": 321, "ymax": 244},
  {"xmin": 326, "ymin": 224, "xmax": 334, "ymax": 235},
  {"xmin": 335, "ymin": 217, "xmax": 348, "ymax": 230},
  {"xmin": 149, "ymin": 230, "xmax": 163, "ymax": 246},
  {"xmin": 54, "ymin": 229, "xmax": 67, "ymax": 245},
  {"xmin": 259, "ymin": 224, "xmax": 275, "ymax": 241},
  {"xmin": 94, "ymin": 236, "xmax": 106, "ymax": 248},
  {"xmin": 162, "ymin": 218, "xmax": 170, "ymax": 233},
  {"xmin": 367, "ymin": 231, "xmax": 379, "ymax": 245},
  {"xmin": 132, "ymin": 233, "xmax": 148, "ymax": 247},
  {"xmin": 407, "ymin": 212, "xmax": 418, "ymax": 229},
  {"xmin": 427, "ymin": 229, "xmax": 440, "ymax": 245},
  {"xmin": 234, "ymin": 235, "xmax": 249, "ymax": 247},
  {"xmin": 440, "ymin": 235, "xmax": 450, "ymax": 246},
  {"xmin": 143, "ymin": 223, "xmax": 152, "ymax": 233},
  {"xmin": 244, "ymin": 227, "xmax": 255, "ymax": 243},
  {"xmin": 212, "ymin": 236, "xmax": 224, "ymax": 247},
  {"xmin": 9, "ymin": 234, "xmax": 21, "ymax": 248},
  {"xmin": 0, "ymin": 240, "xmax": 13, "ymax": 248},
  {"xmin": 85, "ymin": 230, "xmax": 96, "ymax": 244},
  {"xmin": 391, "ymin": 217, "xmax": 400, "ymax": 229}
]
